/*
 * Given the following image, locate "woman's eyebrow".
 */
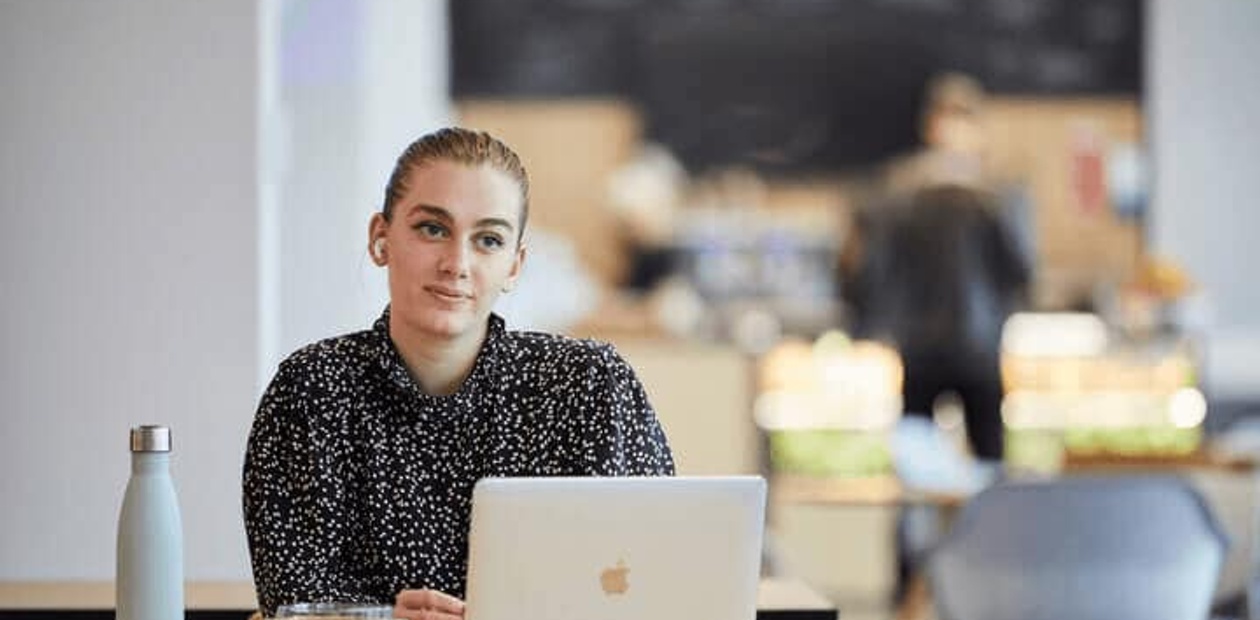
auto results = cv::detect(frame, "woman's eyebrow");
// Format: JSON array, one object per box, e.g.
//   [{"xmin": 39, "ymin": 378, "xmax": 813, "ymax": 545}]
[
  {"xmin": 409, "ymin": 204, "xmax": 454, "ymax": 221},
  {"xmin": 409, "ymin": 204, "xmax": 515, "ymax": 233},
  {"xmin": 475, "ymin": 217, "xmax": 514, "ymax": 232}
]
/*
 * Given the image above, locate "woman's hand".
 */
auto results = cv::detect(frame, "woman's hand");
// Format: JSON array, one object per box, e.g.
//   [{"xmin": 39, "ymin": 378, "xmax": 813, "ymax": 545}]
[{"xmin": 394, "ymin": 589, "xmax": 466, "ymax": 620}]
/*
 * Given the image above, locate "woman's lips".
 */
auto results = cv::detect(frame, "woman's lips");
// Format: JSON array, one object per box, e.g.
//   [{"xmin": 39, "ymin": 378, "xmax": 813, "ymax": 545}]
[{"xmin": 425, "ymin": 285, "xmax": 471, "ymax": 303}]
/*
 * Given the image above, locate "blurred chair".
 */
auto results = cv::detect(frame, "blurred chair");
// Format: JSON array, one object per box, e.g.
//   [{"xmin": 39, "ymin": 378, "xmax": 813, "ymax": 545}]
[{"xmin": 927, "ymin": 476, "xmax": 1228, "ymax": 620}]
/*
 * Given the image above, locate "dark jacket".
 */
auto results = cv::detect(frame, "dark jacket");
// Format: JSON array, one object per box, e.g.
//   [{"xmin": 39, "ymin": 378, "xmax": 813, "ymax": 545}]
[{"xmin": 840, "ymin": 185, "xmax": 1030, "ymax": 367}]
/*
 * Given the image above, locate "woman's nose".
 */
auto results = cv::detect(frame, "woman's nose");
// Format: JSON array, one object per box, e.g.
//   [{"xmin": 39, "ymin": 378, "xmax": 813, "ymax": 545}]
[{"xmin": 437, "ymin": 240, "xmax": 471, "ymax": 278}]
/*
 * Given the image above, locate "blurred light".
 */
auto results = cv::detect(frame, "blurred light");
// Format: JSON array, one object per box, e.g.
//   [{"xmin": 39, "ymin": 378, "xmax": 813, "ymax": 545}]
[
  {"xmin": 1005, "ymin": 389, "xmax": 1192, "ymax": 430},
  {"xmin": 1002, "ymin": 312, "xmax": 1109, "ymax": 357},
  {"xmin": 758, "ymin": 334, "xmax": 902, "ymax": 430},
  {"xmin": 1168, "ymin": 387, "xmax": 1207, "ymax": 429},
  {"xmin": 730, "ymin": 307, "xmax": 781, "ymax": 354},
  {"xmin": 812, "ymin": 329, "xmax": 852, "ymax": 357},
  {"xmin": 754, "ymin": 390, "xmax": 811, "ymax": 431}
]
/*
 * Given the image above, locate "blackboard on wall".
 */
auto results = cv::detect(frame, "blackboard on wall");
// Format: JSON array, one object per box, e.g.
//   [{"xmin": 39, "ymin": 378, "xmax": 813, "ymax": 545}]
[{"xmin": 451, "ymin": 0, "xmax": 1143, "ymax": 175}]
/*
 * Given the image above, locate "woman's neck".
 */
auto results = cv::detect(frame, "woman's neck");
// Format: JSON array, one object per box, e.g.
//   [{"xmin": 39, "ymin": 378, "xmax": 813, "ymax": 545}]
[{"xmin": 388, "ymin": 316, "xmax": 488, "ymax": 397}]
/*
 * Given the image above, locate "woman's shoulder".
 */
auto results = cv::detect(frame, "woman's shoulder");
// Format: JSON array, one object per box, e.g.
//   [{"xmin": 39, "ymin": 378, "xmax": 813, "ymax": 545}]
[
  {"xmin": 499, "ymin": 328, "xmax": 625, "ymax": 371},
  {"xmin": 274, "ymin": 326, "xmax": 384, "ymax": 382}
]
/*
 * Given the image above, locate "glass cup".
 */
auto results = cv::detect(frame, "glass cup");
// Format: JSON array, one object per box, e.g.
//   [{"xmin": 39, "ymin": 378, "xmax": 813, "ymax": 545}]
[{"xmin": 274, "ymin": 602, "xmax": 395, "ymax": 619}]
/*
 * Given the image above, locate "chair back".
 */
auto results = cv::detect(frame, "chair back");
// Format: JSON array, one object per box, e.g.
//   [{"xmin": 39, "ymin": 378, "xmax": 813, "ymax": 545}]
[{"xmin": 928, "ymin": 476, "xmax": 1228, "ymax": 620}]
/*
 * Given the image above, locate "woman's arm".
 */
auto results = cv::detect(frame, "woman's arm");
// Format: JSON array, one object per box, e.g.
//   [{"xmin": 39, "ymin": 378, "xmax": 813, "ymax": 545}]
[{"xmin": 242, "ymin": 360, "xmax": 376, "ymax": 616}]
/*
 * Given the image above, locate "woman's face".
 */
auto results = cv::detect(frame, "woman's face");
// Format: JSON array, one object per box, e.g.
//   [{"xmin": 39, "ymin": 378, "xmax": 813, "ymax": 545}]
[{"xmin": 371, "ymin": 160, "xmax": 525, "ymax": 342}]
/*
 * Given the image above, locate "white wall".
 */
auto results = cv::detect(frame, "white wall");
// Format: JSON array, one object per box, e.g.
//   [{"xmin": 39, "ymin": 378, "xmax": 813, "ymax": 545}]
[
  {"xmin": 1148, "ymin": 0, "xmax": 1260, "ymax": 399},
  {"xmin": 0, "ymin": 0, "xmax": 259, "ymax": 579},
  {"xmin": 0, "ymin": 0, "xmax": 450, "ymax": 583},
  {"xmin": 263, "ymin": 0, "xmax": 451, "ymax": 376}
]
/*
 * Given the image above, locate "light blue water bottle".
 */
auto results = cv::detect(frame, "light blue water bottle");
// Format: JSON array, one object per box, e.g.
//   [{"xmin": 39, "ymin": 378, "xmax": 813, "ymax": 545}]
[{"xmin": 116, "ymin": 425, "xmax": 184, "ymax": 620}]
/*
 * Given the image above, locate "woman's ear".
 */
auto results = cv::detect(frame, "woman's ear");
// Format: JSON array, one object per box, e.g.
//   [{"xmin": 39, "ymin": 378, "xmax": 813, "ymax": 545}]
[
  {"xmin": 503, "ymin": 244, "xmax": 527, "ymax": 292},
  {"xmin": 368, "ymin": 213, "xmax": 389, "ymax": 266}
]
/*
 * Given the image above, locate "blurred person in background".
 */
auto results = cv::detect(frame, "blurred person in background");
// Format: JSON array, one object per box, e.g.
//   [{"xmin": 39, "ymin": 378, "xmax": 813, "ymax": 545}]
[
  {"xmin": 839, "ymin": 183, "xmax": 1029, "ymax": 605},
  {"xmin": 243, "ymin": 127, "xmax": 674, "ymax": 619},
  {"xmin": 606, "ymin": 143, "xmax": 687, "ymax": 294},
  {"xmin": 886, "ymin": 72, "xmax": 990, "ymax": 192},
  {"xmin": 841, "ymin": 183, "xmax": 1028, "ymax": 462},
  {"xmin": 885, "ymin": 72, "xmax": 1037, "ymax": 271},
  {"xmin": 595, "ymin": 143, "xmax": 710, "ymax": 340}
]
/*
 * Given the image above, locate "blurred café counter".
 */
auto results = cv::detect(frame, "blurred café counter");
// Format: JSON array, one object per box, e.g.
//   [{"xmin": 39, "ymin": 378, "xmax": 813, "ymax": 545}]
[{"xmin": 756, "ymin": 311, "xmax": 1207, "ymax": 480}]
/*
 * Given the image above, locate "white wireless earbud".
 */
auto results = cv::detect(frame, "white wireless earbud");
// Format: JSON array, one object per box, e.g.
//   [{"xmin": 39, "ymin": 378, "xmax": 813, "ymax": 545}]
[{"xmin": 373, "ymin": 238, "xmax": 386, "ymax": 261}]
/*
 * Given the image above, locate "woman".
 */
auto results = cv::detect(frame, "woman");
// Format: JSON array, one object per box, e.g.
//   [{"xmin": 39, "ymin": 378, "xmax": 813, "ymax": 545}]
[{"xmin": 243, "ymin": 128, "xmax": 675, "ymax": 619}]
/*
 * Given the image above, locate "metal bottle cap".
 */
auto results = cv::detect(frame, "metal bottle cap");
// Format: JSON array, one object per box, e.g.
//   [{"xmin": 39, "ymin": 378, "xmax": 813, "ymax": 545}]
[{"xmin": 130, "ymin": 425, "xmax": 172, "ymax": 453}]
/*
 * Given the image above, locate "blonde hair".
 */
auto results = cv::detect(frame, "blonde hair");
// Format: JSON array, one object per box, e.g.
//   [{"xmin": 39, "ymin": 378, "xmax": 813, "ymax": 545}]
[{"xmin": 381, "ymin": 127, "xmax": 530, "ymax": 235}]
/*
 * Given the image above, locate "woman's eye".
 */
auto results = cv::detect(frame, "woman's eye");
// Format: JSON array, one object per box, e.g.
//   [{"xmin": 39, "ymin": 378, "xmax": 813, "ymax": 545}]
[
  {"xmin": 475, "ymin": 233, "xmax": 506, "ymax": 251},
  {"xmin": 415, "ymin": 222, "xmax": 447, "ymax": 238}
]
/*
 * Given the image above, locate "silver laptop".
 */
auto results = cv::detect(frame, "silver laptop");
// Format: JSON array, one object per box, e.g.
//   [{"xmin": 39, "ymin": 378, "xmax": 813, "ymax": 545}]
[{"xmin": 465, "ymin": 476, "xmax": 766, "ymax": 620}]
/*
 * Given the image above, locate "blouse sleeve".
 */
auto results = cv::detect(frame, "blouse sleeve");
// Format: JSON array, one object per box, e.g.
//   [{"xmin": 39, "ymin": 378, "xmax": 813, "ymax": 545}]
[
  {"xmin": 242, "ymin": 360, "xmax": 377, "ymax": 616},
  {"xmin": 564, "ymin": 343, "xmax": 676, "ymax": 476}
]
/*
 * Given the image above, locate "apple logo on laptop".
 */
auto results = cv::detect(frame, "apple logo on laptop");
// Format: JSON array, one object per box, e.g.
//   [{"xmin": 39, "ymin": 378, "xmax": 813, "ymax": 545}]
[{"xmin": 599, "ymin": 559, "xmax": 630, "ymax": 596}]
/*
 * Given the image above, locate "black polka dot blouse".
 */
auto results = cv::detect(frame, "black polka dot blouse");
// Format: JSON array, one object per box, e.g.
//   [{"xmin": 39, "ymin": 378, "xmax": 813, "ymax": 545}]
[{"xmin": 242, "ymin": 308, "xmax": 675, "ymax": 616}]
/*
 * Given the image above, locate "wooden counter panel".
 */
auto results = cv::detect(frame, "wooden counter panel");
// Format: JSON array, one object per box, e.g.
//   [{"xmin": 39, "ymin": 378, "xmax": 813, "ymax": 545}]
[{"xmin": 0, "ymin": 581, "xmax": 255, "ymax": 610}]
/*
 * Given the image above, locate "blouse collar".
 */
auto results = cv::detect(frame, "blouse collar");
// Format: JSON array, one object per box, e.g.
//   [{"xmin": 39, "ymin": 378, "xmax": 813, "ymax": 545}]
[{"xmin": 373, "ymin": 305, "xmax": 506, "ymax": 403}]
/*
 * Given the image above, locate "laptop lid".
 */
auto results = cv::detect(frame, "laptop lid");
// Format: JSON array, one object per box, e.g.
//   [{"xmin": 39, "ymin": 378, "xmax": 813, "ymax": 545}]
[{"xmin": 465, "ymin": 476, "xmax": 766, "ymax": 620}]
